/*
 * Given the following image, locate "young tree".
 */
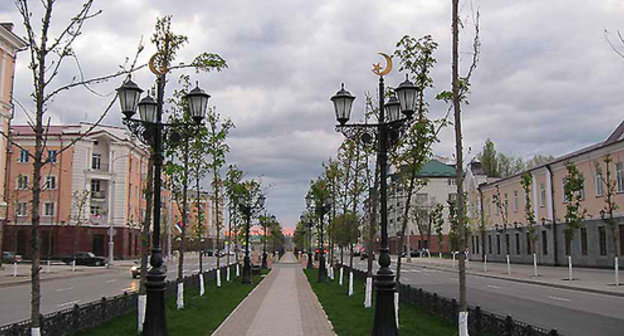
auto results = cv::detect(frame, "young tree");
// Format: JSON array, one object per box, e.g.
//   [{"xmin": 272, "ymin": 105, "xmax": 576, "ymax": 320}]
[
  {"xmin": 224, "ymin": 165, "xmax": 244, "ymax": 268},
  {"xmin": 431, "ymin": 203, "xmax": 445, "ymax": 252},
  {"xmin": 521, "ymin": 172, "xmax": 538, "ymax": 254},
  {"xmin": 563, "ymin": 163, "xmax": 587, "ymax": 256},
  {"xmin": 596, "ymin": 155, "xmax": 620, "ymax": 260},
  {"xmin": 477, "ymin": 139, "xmax": 500, "ymax": 178},
  {"xmin": 68, "ymin": 190, "xmax": 90, "ymax": 266}
]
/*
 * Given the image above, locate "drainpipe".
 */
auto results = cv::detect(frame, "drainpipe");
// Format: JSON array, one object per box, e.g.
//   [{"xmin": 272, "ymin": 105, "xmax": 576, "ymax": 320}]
[
  {"xmin": 546, "ymin": 164, "xmax": 558, "ymax": 266},
  {"xmin": 479, "ymin": 185, "xmax": 486, "ymax": 262}
]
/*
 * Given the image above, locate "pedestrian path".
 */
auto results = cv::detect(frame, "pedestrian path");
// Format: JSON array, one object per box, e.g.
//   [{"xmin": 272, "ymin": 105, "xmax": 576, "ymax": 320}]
[{"xmin": 213, "ymin": 252, "xmax": 334, "ymax": 336}]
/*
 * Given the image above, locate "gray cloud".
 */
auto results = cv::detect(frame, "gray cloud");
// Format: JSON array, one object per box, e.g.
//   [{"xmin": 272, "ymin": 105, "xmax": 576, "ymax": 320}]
[{"xmin": 2, "ymin": 0, "xmax": 624, "ymax": 228}]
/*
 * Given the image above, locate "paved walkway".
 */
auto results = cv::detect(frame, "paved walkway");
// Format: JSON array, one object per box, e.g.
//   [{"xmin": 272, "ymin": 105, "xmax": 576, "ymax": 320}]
[{"xmin": 213, "ymin": 252, "xmax": 334, "ymax": 336}]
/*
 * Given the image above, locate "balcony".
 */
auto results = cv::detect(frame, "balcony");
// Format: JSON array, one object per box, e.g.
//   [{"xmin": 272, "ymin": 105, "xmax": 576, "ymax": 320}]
[{"xmin": 90, "ymin": 190, "xmax": 107, "ymax": 200}]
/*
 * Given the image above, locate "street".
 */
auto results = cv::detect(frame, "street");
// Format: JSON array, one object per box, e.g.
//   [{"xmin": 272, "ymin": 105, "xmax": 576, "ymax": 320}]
[
  {"xmin": 0, "ymin": 254, "xmax": 231, "ymax": 326},
  {"xmin": 346, "ymin": 256, "xmax": 624, "ymax": 336}
]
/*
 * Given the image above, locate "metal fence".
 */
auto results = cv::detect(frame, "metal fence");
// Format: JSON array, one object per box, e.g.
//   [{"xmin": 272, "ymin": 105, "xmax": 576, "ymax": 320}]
[
  {"xmin": 0, "ymin": 265, "xmax": 232, "ymax": 336},
  {"xmin": 347, "ymin": 267, "xmax": 561, "ymax": 336}
]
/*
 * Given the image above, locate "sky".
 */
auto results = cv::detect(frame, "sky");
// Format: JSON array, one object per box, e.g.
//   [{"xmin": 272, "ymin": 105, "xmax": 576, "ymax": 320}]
[{"xmin": 2, "ymin": 0, "xmax": 624, "ymax": 230}]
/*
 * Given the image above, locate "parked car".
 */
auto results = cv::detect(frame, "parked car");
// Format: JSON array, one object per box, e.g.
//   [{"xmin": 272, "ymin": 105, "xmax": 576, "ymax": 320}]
[
  {"xmin": 61, "ymin": 252, "xmax": 107, "ymax": 266},
  {"xmin": 400, "ymin": 249, "xmax": 423, "ymax": 258},
  {"xmin": 203, "ymin": 249, "xmax": 214, "ymax": 257},
  {"xmin": 360, "ymin": 247, "xmax": 375, "ymax": 260},
  {"xmin": 2, "ymin": 251, "xmax": 23, "ymax": 263}
]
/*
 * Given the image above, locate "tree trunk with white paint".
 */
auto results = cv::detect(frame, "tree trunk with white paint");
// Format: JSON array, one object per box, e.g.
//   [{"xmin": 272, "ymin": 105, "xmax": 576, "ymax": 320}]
[
  {"xmin": 348, "ymin": 271, "xmax": 354, "ymax": 296},
  {"xmin": 217, "ymin": 269, "xmax": 222, "ymax": 287},
  {"xmin": 177, "ymin": 282, "xmax": 184, "ymax": 309},
  {"xmin": 199, "ymin": 273, "xmax": 205, "ymax": 296},
  {"xmin": 339, "ymin": 267, "xmax": 344, "ymax": 286},
  {"xmin": 137, "ymin": 294, "xmax": 146, "ymax": 332},
  {"xmin": 364, "ymin": 276, "xmax": 372, "ymax": 307}
]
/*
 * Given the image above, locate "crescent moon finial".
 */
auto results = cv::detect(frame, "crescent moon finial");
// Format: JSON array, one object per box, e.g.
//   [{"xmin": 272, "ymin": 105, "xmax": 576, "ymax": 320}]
[
  {"xmin": 149, "ymin": 52, "xmax": 168, "ymax": 76},
  {"xmin": 372, "ymin": 52, "xmax": 392, "ymax": 77}
]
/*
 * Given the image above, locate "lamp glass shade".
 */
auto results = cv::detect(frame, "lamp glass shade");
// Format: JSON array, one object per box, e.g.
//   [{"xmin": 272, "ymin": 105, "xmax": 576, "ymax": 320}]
[
  {"xmin": 138, "ymin": 95, "xmax": 158, "ymax": 124},
  {"xmin": 396, "ymin": 76, "xmax": 418, "ymax": 117},
  {"xmin": 330, "ymin": 83, "xmax": 355, "ymax": 125},
  {"xmin": 116, "ymin": 79, "xmax": 143, "ymax": 119},
  {"xmin": 185, "ymin": 84, "xmax": 210, "ymax": 124},
  {"xmin": 384, "ymin": 95, "xmax": 401, "ymax": 123}
]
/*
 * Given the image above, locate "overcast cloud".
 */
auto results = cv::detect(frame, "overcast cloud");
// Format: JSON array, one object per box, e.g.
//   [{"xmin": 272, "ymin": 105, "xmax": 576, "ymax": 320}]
[{"xmin": 2, "ymin": 0, "xmax": 624, "ymax": 229}]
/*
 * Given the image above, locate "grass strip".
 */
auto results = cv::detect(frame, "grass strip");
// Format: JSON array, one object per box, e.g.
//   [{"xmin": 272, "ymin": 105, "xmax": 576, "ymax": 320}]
[
  {"xmin": 304, "ymin": 268, "xmax": 456, "ymax": 336},
  {"xmin": 76, "ymin": 269, "xmax": 268, "ymax": 336}
]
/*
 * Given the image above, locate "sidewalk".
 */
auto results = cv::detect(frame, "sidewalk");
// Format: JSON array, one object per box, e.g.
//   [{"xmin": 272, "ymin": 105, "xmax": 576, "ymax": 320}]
[
  {"xmin": 213, "ymin": 252, "xmax": 334, "ymax": 336},
  {"xmin": 405, "ymin": 255, "xmax": 624, "ymax": 296}
]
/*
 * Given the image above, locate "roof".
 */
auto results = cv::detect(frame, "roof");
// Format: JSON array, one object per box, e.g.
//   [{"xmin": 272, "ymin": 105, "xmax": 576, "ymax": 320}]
[
  {"xmin": 0, "ymin": 22, "xmax": 27, "ymax": 51},
  {"xmin": 417, "ymin": 159, "xmax": 457, "ymax": 178}
]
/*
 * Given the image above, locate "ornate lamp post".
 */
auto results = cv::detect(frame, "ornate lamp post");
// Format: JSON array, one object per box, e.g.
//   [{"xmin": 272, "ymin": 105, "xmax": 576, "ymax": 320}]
[
  {"xmin": 307, "ymin": 193, "xmax": 331, "ymax": 282},
  {"xmin": 301, "ymin": 214, "xmax": 314, "ymax": 269},
  {"xmin": 261, "ymin": 213, "xmax": 274, "ymax": 269},
  {"xmin": 116, "ymin": 67, "xmax": 210, "ymax": 335},
  {"xmin": 330, "ymin": 53, "xmax": 417, "ymax": 336},
  {"xmin": 238, "ymin": 193, "xmax": 264, "ymax": 283}
]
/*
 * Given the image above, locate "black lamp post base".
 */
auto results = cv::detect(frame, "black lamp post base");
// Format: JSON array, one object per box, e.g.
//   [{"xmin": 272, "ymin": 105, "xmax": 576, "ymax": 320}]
[
  {"xmin": 261, "ymin": 252, "xmax": 268, "ymax": 269},
  {"xmin": 143, "ymin": 262, "xmax": 167, "ymax": 336},
  {"xmin": 242, "ymin": 255, "xmax": 252, "ymax": 284},
  {"xmin": 318, "ymin": 254, "xmax": 328, "ymax": 282},
  {"xmin": 372, "ymin": 252, "xmax": 398, "ymax": 336}
]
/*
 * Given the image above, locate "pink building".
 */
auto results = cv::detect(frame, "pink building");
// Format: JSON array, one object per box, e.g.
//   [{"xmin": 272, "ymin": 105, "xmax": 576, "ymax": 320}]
[
  {"xmin": 2, "ymin": 123, "xmax": 150, "ymax": 259},
  {"xmin": 466, "ymin": 121, "xmax": 624, "ymax": 267}
]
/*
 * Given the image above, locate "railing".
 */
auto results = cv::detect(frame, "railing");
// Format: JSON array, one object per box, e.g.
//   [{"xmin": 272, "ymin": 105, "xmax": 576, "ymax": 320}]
[
  {"xmin": 0, "ymin": 265, "xmax": 233, "ymax": 336},
  {"xmin": 345, "ymin": 267, "xmax": 561, "ymax": 336}
]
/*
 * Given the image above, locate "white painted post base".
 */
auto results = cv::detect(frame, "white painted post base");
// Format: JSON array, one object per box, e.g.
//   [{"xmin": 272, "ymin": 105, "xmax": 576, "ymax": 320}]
[
  {"xmin": 138, "ymin": 294, "xmax": 146, "ymax": 332},
  {"xmin": 339, "ymin": 267, "xmax": 344, "ymax": 286},
  {"xmin": 506, "ymin": 255, "xmax": 511, "ymax": 275},
  {"xmin": 46, "ymin": 260, "xmax": 50, "ymax": 274},
  {"xmin": 459, "ymin": 311, "xmax": 470, "ymax": 336},
  {"xmin": 216, "ymin": 269, "xmax": 222, "ymax": 288},
  {"xmin": 236, "ymin": 263, "xmax": 240, "ymax": 277},
  {"xmin": 616, "ymin": 256, "xmax": 620, "ymax": 287},
  {"xmin": 439, "ymin": 252, "xmax": 442, "ymax": 258},
  {"xmin": 199, "ymin": 274, "xmax": 205, "ymax": 296},
  {"xmin": 330, "ymin": 266, "xmax": 334, "ymax": 280},
  {"xmin": 348, "ymin": 271, "xmax": 354, "ymax": 296},
  {"xmin": 484, "ymin": 255, "xmax": 487, "ymax": 272},
  {"xmin": 568, "ymin": 256, "xmax": 573, "ymax": 281},
  {"xmin": 30, "ymin": 327, "xmax": 41, "ymax": 336},
  {"xmin": 364, "ymin": 276, "xmax": 372, "ymax": 307},
  {"xmin": 394, "ymin": 291, "xmax": 399, "ymax": 328},
  {"xmin": 226, "ymin": 266, "xmax": 231, "ymax": 282},
  {"xmin": 452, "ymin": 252, "xmax": 456, "ymax": 268},
  {"xmin": 72, "ymin": 260, "xmax": 76, "ymax": 272},
  {"xmin": 176, "ymin": 282, "xmax": 184, "ymax": 309},
  {"xmin": 533, "ymin": 253, "xmax": 538, "ymax": 277},
  {"xmin": 13, "ymin": 262, "xmax": 17, "ymax": 277}
]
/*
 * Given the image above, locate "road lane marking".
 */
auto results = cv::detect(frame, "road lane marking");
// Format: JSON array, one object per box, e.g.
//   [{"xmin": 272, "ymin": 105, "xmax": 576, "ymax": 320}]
[
  {"xmin": 57, "ymin": 300, "xmax": 80, "ymax": 307},
  {"xmin": 105, "ymin": 279, "xmax": 118, "ymax": 283},
  {"xmin": 548, "ymin": 296, "xmax": 571, "ymax": 302},
  {"xmin": 56, "ymin": 287, "xmax": 73, "ymax": 292},
  {"xmin": 487, "ymin": 285, "xmax": 501, "ymax": 289}
]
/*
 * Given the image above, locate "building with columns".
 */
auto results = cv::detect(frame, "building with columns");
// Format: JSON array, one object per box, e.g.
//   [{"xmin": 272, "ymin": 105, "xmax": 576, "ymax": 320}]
[
  {"xmin": 466, "ymin": 120, "xmax": 624, "ymax": 267},
  {"xmin": 2, "ymin": 123, "xmax": 151, "ymax": 259},
  {"xmin": 0, "ymin": 22, "xmax": 26, "ymax": 264}
]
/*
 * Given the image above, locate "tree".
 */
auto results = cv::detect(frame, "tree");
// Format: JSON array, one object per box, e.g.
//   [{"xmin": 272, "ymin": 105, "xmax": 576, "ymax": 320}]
[
  {"xmin": 188, "ymin": 111, "xmax": 210, "ymax": 274},
  {"xmin": 563, "ymin": 162, "xmax": 586, "ymax": 256},
  {"xmin": 431, "ymin": 203, "xmax": 445, "ymax": 252},
  {"xmin": 224, "ymin": 165, "xmax": 244, "ymax": 267},
  {"xmin": 526, "ymin": 154, "xmax": 555, "ymax": 169},
  {"xmin": 68, "ymin": 190, "xmax": 90, "ymax": 265},
  {"xmin": 521, "ymin": 172, "xmax": 538, "ymax": 254},
  {"xmin": 596, "ymin": 155, "xmax": 620, "ymax": 260},
  {"xmin": 206, "ymin": 107, "xmax": 234, "ymax": 268},
  {"xmin": 477, "ymin": 139, "xmax": 500, "ymax": 178}
]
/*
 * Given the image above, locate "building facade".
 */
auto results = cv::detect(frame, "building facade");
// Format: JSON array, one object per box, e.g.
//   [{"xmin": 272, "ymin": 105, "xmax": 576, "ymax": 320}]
[
  {"xmin": 387, "ymin": 159, "xmax": 458, "ymax": 254},
  {"xmin": 466, "ymin": 121, "xmax": 624, "ymax": 267},
  {"xmin": 2, "ymin": 123, "xmax": 150, "ymax": 259},
  {"xmin": 0, "ymin": 23, "xmax": 26, "ymax": 264}
]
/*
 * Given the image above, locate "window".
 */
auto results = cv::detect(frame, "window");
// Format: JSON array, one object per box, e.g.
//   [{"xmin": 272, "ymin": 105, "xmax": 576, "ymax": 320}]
[
  {"xmin": 43, "ymin": 202, "xmax": 55, "ymax": 217},
  {"xmin": 595, "ymin": 172, "xmax": 604, "ymax": 197},
  {"xmin": 17, "ymin": 175, "xmax": 29, "ymax": 190},
  {"xmin": 494, "ymin": 200, "xmax": 500, "ymax": 215},
  {"xmin": 91, "ymin": 153, "xmax": 102, "ymax": 170},
  {"xmin": 448, "ymin": 178, "xmax": 456, "ymax": 186},
  {"xmin": 539, "ymin": 183, "xmax": 546, "ymax": 207},
  {"xmin": 579, "ymin": 181, "xmax": 585, "ymax": 201},
  {"xmin": 48, "ymin": 150, "xmax": 58, "ymax": 163},
  {"xmin": 486, "ymin": 198, "xmax": 491, "ymax": 214},
  {"xmin": 505, "ymin": 233, "xmax": 511, "ymax": 255},
  {"xmin": 562, "ymin": 178, "xmax": 568, "ymax": 203},
  {"xmin": 617, "ymin": 162, "xmax": 623, "ymax": 193},
  {"xmin": 488, "ymin": 235, "xmax": 492, "ymax": 254},
  {"xmin": 18, "ymin": 149, "xmax": 29, "ymax": 163},
  {"xmin": 415, "ymin": 193, "xmax": 428, "ymax": 204},
  {"xmin": 16, "ymin": 202, "xmax": 28, "ymax": 217},
  {"xmin": 496, "ymin": 235, "xmax": 501, "ymax": 254},
  {"xmin": 599, "ymin": 226, "xmax": 607, "ymax": 256},
  {"xmin": 515, "ymin": 233, "xmax": 521, "ymax": 255},
  {"xmin": 90, "ymin": 205, "xmax": 100, "ymax": 216},
  {"xmin": 526, "ymin": 232, "xmax": 532, "ymax": 254},
  {"xmin": 513, "ymin": 190, "xmax": 518, "ymax": 213},
  {"xmin": 91, "ymin": 180, "xmax": 101, "ymax": 192},
  {"xmin": 448, "ymin": 193, "xmax": 457, "ymax": 202},
  {"xmin": 580, "ymin": 227, "xmax": 588, "ymax": 256},
  {"xmin": 44, "ymin": 176, "xmax": 56, "ymax": 190},
  {"xmin": 476, "ymin": 236, "xmax": 480, "ymax": 254},
  {"xmin": 542, "ymin": 231, "xmax": 548, "ymax": 255}
]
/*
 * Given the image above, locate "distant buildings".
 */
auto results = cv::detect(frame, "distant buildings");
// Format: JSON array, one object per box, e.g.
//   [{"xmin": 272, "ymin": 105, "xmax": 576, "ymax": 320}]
[{"xmin": 465, "ymin": 121, "xmax": 624, "ymax": 267}]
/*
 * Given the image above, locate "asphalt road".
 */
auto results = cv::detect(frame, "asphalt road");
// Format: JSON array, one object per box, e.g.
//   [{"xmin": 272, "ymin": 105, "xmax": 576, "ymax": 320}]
[
  {"xmin": 0, "ymin": 255, "xmax": 230, "ymax": 326},
  {"xmin": 347, "ymin": 256, "xmax": 624, "ymax": 336}
]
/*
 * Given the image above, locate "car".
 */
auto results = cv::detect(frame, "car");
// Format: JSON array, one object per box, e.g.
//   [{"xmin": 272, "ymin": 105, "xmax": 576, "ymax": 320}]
[
  {"xmin": 61, "ymin": 252, "xmax": 107, "ymax": 266},
  {"xmin": 2, "ymin": 251, "xmax": 23, "ymax": 264},
  {"xmin": 215, "ymin": 250, "xmax": 225, "ymax": 258},
  {"xmin": 203, "ymin": 249, "xmax": 214, "ymax": 257},
  {"xmin": 400, "ymin": 249, "xmax": 423, "ymax": 258},
  {"xmin": 360, "ymin": 247, "xmax": 375, "ymax": 260},
  {"xmin": 131, "ymin": 260, "xmax": 167, "ymax": 279}
]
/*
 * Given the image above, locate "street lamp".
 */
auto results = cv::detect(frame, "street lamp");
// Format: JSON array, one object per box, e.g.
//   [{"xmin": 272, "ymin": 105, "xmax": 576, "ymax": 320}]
[
  {"xmin": 117, "ymin": 69, "xmax": 209, "ymax": 335},
  {"xmin": 238, "ymin": 193, "xmax": 264, "ymax": 284},
  {"xmin": 307, "ymin": 193, "xmax": 331, "ymax": 282},
  {"xmin": 330, "ymin": 53, "xmax": 417, "ymax": 336},
  {"xmin": 301, "ymin": 214, "xmax": 314, "ymax": 269},
  {"xmin": 261, "ymin": 213, "xmax": 272, "ymax": 269}
]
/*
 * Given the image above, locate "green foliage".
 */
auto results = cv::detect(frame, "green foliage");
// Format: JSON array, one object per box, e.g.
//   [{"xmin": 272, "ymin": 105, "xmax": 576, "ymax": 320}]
[
  {"xmin": 492, "ymin": 185, "xmax": 508, "ymax": 226},
  {"xmin": 332, "ymin": 213, "xmax": 360, "ymax": 248},
  {"xmin": 520, "ymin": 172, "xmax": 537, "ymax": 248},
  {"xmin": 151, "ymin": 16, "xmax": 188, "ymax": 70},
  {"xmin": 431, "ymin": 204, "xmax": 445, "ymax": 250},
  {"xmin": 448, "ymin": 197, "xmax": 470, "ymax": 251},
  {"xmin": 563, "ymin": 162, "xmax": 587, "ymax": 254},
  {"xmin": 597, "ymin": 155, "xmax": 620, "ymax": 256}
]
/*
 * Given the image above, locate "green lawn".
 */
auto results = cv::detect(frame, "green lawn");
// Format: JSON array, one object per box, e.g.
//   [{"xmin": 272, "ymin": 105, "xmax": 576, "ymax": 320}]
[
  {"xmin": 77, "ymin": 269, "xmax": 268, "ymax": 336},
  {"xmin": 304, "ymin": 268, "xmax": 457, "ymax": 336}
]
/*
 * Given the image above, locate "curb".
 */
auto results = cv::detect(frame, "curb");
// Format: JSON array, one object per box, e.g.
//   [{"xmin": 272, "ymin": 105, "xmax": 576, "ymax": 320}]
[{"xmin": 420, "ymin": 264, "xmax": 624, "ymax": 298}]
